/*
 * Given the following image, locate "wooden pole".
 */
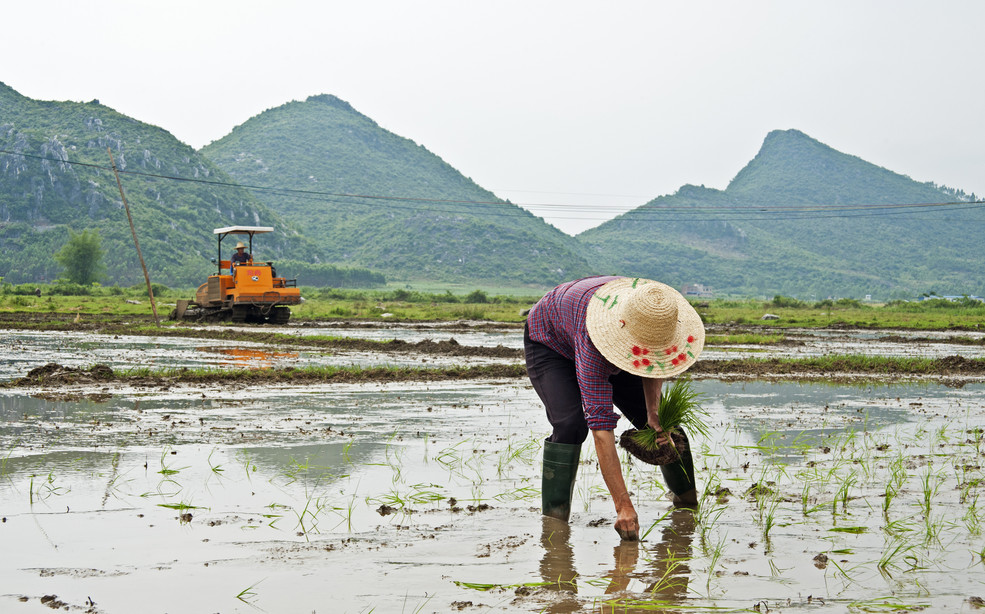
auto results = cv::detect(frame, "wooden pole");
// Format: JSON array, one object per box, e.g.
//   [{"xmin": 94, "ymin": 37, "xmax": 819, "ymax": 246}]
[{"xmin": 107, "ymin": 147, "xmax": 160, "ymax": 326}]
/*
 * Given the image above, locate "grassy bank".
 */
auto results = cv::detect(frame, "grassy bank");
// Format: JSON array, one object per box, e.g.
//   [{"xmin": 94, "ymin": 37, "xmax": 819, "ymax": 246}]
[
  {"xmin": 7, "ymin": 355, "xmax": 985, "ymax": 389},
  {"xmin": 2, "ymin": 283, "xmax": 985, "ymax": 330}
]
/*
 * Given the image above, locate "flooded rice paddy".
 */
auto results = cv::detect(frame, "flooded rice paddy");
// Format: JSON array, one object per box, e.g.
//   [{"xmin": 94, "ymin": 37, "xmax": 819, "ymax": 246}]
[{"xmin": 1, "ymin": 324, "xmax": 984, "ymax": 613}]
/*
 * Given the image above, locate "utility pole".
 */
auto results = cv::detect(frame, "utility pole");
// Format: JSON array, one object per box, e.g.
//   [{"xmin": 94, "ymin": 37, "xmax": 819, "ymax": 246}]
[{"xmin": 108, "ymin": 148, "xmax": 160, "ymax": 326}]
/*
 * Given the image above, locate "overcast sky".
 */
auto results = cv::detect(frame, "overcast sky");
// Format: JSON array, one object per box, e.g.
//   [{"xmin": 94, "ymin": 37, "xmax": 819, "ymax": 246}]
[{"xmin": 4, "ymin": 1, "xmax": 983, "ymax": 234}]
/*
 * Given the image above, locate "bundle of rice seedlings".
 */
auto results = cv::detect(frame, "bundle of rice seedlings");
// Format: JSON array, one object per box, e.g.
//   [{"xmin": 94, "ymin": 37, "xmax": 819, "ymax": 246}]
[{"xmin": 619, "ymin": 377, "xmax": 709, "ymax": 465}]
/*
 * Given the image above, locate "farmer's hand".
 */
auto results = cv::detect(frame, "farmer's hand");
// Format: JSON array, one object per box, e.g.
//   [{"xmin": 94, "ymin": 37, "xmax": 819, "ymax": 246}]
[
  {"xmin": 592, "ymin": 430, "xmax": 640, "ymax": 541},
  {"xmin": 651, "ymin": 424, "xmax": 677, "ymax": 452},
  {"xmin": 614, "ymin": 504, "xmax": 640, "ymax": 541}
]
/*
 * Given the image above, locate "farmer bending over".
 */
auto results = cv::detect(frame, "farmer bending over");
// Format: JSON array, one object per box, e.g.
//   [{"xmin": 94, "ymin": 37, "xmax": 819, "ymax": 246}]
[{"xmin": 524, "ymin": 276, "xmax": 705, "ymax": 540}]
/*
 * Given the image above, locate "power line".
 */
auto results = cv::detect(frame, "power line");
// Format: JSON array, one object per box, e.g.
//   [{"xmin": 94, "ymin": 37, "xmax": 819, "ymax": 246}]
[{"xmin": 1, "ymin": 148, "xmax": 982, "ymax": 223}]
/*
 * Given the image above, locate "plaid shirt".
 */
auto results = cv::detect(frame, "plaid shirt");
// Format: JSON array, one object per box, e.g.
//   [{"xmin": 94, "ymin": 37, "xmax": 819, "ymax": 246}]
[{"xmin": 526, "ymin": 276, "xmax": 622, "ymax": 430}]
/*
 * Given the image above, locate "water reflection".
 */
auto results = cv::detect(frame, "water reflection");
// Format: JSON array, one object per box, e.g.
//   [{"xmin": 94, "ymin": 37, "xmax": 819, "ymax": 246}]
[
  {"xmin": 640, "ymin": 509, "xmax": 694, "ymax": 598},
  {"xmin": 197, "ymin": 346, "xmax": 300, "ymax": 369},
  {"xmin": 241, "ymin": 441, "xmax": 378, "ymax": 478},
  {"xmin": 538, "ymin": 510, "xmax": 695, "ymax": 612},
  {"xmin": 695, "ymin": 380, "xmax": 948, "ymax": 463},
  {"xmin": 538, "ymin": 517, "xmax": 581, "ymax": 613}
]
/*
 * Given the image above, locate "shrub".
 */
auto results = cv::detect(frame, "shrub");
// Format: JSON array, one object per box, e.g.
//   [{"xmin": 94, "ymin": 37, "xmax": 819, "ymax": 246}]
[
  {"xmin": 768, "ymin": 295, "xmax": 806, "ymax": 309},
  {"xmin": 464, "ymin": 290, "xmax": 490, "ymax": 304}
]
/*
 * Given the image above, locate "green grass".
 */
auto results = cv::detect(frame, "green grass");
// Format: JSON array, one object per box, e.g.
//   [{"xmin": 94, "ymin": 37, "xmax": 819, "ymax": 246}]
[
  {"xmin": 5, "ymin": 282, "xmax": 985, "ymax": 329},
  {"xmin": 7, "ymin": 354, "xmax": 982, "ymax": 389},
  {"xmin": 692, "ymin": 355, "xmax": 985, "ymax": 375},
  {"xmin": 706, "ymin": 333, "xmax": 788, "ymax": 345}
]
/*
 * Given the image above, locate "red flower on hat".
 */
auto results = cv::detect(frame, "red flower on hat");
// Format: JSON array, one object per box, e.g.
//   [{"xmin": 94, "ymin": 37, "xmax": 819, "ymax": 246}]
[
  {"xmin": 671, "ymin": 357, "xmax": 680, "ymax": 366},
  {"xmin": 687, "ymin": 335, "xmax": 695, "ymax": 343},
  {"xmin": 677, "ymin": 353, "xmax": 686, "ymax": 362},
  {"xmin": 641, "ymin": 358, "xmax": 650, "ymax": 366},
  {"xmin": 632, "ymin": 346, "xmax": 642, "ymax": 356}
]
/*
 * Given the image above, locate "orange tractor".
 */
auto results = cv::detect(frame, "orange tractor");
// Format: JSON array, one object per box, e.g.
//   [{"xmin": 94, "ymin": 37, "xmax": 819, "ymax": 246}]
[{"xmin": 170, "ymin": 226, "xmax": 302, "ymax": 324}]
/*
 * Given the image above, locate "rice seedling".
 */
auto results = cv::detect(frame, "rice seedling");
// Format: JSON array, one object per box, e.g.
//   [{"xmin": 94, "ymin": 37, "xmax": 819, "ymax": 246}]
[
  {"xmin": 827, "ymin": 557, "xmax": 865, "ymax": 587},
  {"xmin": 236, "ymin": 449, "xmax": 258, "ymax": 483},
  {"xmin": 492, "ymin": 486, "xmax": 538, "ymax": 502},
  {"xmin": 923, "ymin": 512, "xmax": 945, "ymax": 546},
  {"xmin": 695, "ymin": 503, "xmax": 727, "ymax": 556},
  {"xmin": 434, "ymin": 440, "xmax": 469, "ymax": 478},
  {"xmin": 405, "ymin": 483, "xmax": 446, "ymax": 505},
  {"xmin": 882, "ymin": 518, "xmax": 915, "ymax": 538},
  {"xmin": 235, "ymin": 580, "xmax": 263, "ymax": 605},
  {"xmin": 293, "ymin": 495, "xmax": 329, "ymax": 538},
  {"xmin": 768, "ymin": 558, "xmax": 791, "ymax": 578},
  {"xmin": 157, "ymin": 500, "xmax": 203, "ymax": 511},
  {"xmin": 646, "ymin": 550, "xmax": 692, "ymax": 595},
  {"xmin": 801, "ymin": 479, "xmax": 826, "ymax": 516},
  {"xmin": 403, "ymin": 592, "xmax": 435, "ymax": 614},
  {"xmin": 206, "ymin": 447, "xmax": 224, "ymax": 475},
  {"xmin": 640, "ymin": 508, "xmax": 675, "ymax": 541},
  {"xmin": 833, "ymin": 469, "xmax": 859, "ymax": 516},
  {"xmin": 157, "ymin": 447, "xmax": 187, "ymax": 476},
  {"xmin": 877, "ymin": 536, "xmax": 915, "ymax": 578},
  {"xmin": 495, "ymin": 434, "xmax": 539, "ymax": 476},
  {"xmin": 704, "ymin": 533, "xmax": 728, "ymax": 592},
  {"xmin": 624, "ymin": 378, "xmax": 710, "ymax": 459},
  {"xmin": 454, "ymin": 579, "xmax": 564, "ymax": 592},
  {"xmin": 761, "ymin": 493, "xmax": 782, "ymax": 550},
  {"xmin": 260, "ymin": 512, "xmax": 282, "ymax": 529},
  {"xmin": 963, "ymin": 493, "xmax": 982, "ymax": 536},
  {"xmin": 919, "ymin": 465, "xmax": 943, "ymax": 518},
  {"xmin": 882, "ymin": 452, "xmax": 908, "ymax": 519},
  {"xmin": 29, "ymin": 470, "xmax": 69, "ymax": 504}
]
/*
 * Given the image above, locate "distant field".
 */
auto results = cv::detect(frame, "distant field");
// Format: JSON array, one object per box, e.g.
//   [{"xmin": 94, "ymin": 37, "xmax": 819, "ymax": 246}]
[{"xmin": 1, "ymin": 283, "xmax": 984, "ymax": 330}]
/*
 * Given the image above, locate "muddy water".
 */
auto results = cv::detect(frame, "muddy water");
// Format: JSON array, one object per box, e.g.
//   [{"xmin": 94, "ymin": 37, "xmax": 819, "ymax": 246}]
[
  {"xmin": 2, "ymin": 376, "xmax": 984, "ymax": 613},
  {"xmin": 0, "ymin": 329, "xmax": 512, "ymax": 382},
  {"xmin": 4, "ymin": 325, "xmax": 985, "ymax": 384}
]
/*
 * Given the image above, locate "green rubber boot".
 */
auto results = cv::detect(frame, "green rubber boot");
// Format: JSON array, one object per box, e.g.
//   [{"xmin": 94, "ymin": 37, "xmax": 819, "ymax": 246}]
[
  {"xmin": 660, "ymin": 432, "xmax": 698, "ymax": 507},
  {"xmin": 542, "ymin": 440, "xmax": 581, "ymax": 522}
]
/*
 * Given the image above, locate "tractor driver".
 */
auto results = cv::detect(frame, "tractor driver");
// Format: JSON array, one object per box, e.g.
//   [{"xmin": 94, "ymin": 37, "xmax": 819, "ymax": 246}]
[{"xmin": 231, "ymin": 241, "xmax": 251, "ymax": 266}]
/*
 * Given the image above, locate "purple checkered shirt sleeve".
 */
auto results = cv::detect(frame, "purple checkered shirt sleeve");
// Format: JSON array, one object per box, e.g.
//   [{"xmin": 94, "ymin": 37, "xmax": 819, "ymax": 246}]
[{"xmin": 527, "ymin": 276, "xmax": 622, "ymax": 431}]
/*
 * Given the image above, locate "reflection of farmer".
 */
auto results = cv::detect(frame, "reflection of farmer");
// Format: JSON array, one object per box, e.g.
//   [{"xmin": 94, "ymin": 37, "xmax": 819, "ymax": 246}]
[
  {"xmin": 525, "ymin": 276, "xmax": 705, "ymax": 540},
  {"xmin": 230, "ymin": 241, "xmax": 251, "ymax": 265}
]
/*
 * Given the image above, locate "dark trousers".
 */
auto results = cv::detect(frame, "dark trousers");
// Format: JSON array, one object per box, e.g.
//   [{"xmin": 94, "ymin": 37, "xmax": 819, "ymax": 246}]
[{"xmin": 525, "ymin": 327, "xmax": 649, "ymax": 444}]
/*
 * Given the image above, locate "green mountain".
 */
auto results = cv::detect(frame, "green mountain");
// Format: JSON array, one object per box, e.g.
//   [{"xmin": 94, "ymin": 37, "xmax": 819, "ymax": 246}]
[
  {"xmin": 200, "ymin": 95, "xmax": 594, "ymax": 285},
  {"xmin": 3, "ymin": 81, "xmax": 980, "ymax": 299},
  {"xmin": 579, "ymin": 129, "xmax": 983, "ymax": 299},
  {"xmin": 0, "ymin": 82, "xmax": 321, "ymax": 287}
]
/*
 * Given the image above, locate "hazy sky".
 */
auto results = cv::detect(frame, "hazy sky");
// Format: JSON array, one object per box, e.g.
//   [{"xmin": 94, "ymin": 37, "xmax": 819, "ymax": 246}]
[{"xmin": 4, "ymin": 1, "xmax": 983, "ymax": 234}]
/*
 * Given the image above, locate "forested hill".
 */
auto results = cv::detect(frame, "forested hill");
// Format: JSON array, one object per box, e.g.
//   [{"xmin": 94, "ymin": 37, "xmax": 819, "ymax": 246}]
[
  {"xmin": 3, "ymin": 80, "xmax": 982, "ymax": 298},
  {"xmin": 0, "ymin": 81, "xmax": 326, "ymax": 286},
  {"xmin": 200, "ymin": 95, "xmax": 594, "ymax": 285},
  {"xmin": 579, "ymin": 129, "xmax": 983, "ymax": 299}
]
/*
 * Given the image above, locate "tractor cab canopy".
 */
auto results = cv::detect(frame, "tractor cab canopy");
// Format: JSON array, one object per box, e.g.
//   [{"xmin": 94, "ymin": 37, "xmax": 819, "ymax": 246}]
[{"xmin": 213, "ymin": 226, "xmax": 275, "ymax": 273}]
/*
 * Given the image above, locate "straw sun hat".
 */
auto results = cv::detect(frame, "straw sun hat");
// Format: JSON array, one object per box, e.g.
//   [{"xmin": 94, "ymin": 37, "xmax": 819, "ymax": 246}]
[
  {"xmin": 585, "ymin": 277, "xmax": 705, "ymax": 379},
  {"xmin": 235, "ymin": 242, "xmax": 247, "ymax": 249}
]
